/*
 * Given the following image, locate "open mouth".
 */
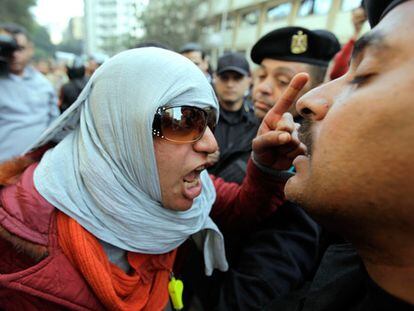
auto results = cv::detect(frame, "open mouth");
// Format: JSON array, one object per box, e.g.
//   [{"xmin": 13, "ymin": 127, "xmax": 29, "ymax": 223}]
[{"xmin": 182, "ymin": 165, "xmax": 206, "ymax": 200}]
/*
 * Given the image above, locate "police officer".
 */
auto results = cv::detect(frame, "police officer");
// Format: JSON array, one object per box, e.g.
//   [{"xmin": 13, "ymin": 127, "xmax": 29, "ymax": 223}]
[{"xmin": 208, "ymin": 52, "xmax": 257, "ymax": 183}]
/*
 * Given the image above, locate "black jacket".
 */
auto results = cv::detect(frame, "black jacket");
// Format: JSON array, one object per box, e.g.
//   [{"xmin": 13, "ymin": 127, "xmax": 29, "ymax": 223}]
[{"xmin": 265, "ymin": 243, "xmax": 414, "ymax": 311}]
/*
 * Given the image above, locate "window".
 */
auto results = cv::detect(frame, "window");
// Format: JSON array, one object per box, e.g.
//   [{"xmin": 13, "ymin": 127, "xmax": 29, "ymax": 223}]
[
  {"xmin": 298, "ymin": 0, "xmax": 332, "ymax": 16},
  {"xmin": 225, "ymin": 15, "xmax": 236, "ymax": 30},
  {"xmin": 341, "ymin": 0, "xmax": 362, "ymax": 11},
  {"xmin": 266, "ymin": 2, "xmax": 292, "ymax": 22},
  {"xmin": 241, "ymin": 9, "xmax": 260, "ymax": 27},
  {"xmin": 202, "ymin": 23, "xmax": 216, "ymax": 34}
]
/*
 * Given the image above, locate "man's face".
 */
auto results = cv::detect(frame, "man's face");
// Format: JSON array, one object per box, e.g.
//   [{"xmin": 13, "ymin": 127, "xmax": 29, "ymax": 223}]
[
  {"xmin": 153, "ymin": 127, "xmax": 218, "ymax": 211},
  {"xmin": 9, "ymin": 33, "xmax": 33, "ymax": 75},
  {"xmin": 252, "ymin": 58, "xmax": 312, "ymax": 119},
  {"xmin": 214, "ymin": 71, "xmax": 251, "ymax": 111},
  {"xmin": 285, "ymin": 2, "xmax": 414, "ymax": 235},
  {"xmin": 181, "ymin": 51, "xmax": 208, "ymax": 74},
  {"xmin": 87, "ymin": 60, "xmax": 100, "ymax": 76}
]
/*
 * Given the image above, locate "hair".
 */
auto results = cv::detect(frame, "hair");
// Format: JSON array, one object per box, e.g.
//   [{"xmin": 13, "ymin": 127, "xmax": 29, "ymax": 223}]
[
  {"xmin": 0, "ymin": 23, "xmax": 30, "ymax": 41},
  {"xmin": 179, "ymin": 43, "xmax": 206, "ymax": 59},
  {"xmin": 134, "ymin": 41, "xmax": 171, "ymax": 50},
  {"xmin": 306, "ymin": 64, "xmax": 328, "ymax": 89},
  {"xmin": 66, "ymin": 66, "xmax": 85, "ymax": 80}
]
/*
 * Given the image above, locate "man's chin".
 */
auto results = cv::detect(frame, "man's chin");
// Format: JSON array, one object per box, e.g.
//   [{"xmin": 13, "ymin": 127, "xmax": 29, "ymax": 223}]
[
  {"xmin": 284, "ymin": 173, "xmax": 309, "ymax": 204},
  {"xmin": 222, "ymin": 99, "xmax": 239, "ymax": 107},
  {"xmin": 10, "ymin": 65, "xmax": 23, "ymax": 75},
  {"xmin": 284, "ymin": 177, "xmax": 299, "ymax": 201}
]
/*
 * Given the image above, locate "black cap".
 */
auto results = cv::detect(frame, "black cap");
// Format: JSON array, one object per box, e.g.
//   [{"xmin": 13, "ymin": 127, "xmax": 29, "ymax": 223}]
[
  {"xmin": 216, "ymin": 52, "xmax": 250, "ymax": 76},
  {"xmin": 364, "ymin": 0, "xmax": 408, "ymax": 27},
  {"xmin": 251, "ymin": 26, "xmax": 340, "ymax": 67}
]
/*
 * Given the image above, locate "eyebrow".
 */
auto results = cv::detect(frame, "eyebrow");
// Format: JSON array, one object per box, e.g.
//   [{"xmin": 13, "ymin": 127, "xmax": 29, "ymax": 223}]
[{"xmin": 352, "ymin": 31, "xmax": 388, "ymax": 61}]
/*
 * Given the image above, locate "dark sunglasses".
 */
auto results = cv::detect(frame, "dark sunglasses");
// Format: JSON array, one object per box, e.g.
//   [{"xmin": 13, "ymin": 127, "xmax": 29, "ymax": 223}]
[{"xmin": 152, "ymin": 105, "xmax": 217, "ymax": 143}]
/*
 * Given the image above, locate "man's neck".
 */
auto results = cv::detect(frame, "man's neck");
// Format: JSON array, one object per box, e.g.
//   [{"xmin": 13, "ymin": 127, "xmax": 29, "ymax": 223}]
[
  {"xmin": 10, "ymin": 66, "xmax": 28, "ymax": 77},
  {"xmin": 219, "ymin": 99, "xmax": 243, "ymax": 112},
  {"xmin": 357, "ymin": 236, "xmax": 414, "ymax": 305}
]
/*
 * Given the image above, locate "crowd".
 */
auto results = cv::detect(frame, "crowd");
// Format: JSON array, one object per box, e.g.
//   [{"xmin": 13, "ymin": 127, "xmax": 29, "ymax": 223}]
[{"xmin": 0, "ymin": 0, "xmax": 413, "ymax": 310}]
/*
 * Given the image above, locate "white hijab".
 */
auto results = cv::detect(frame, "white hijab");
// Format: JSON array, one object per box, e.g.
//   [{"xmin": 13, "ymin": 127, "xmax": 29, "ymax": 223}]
[{"xmin": 31, "ymin": 48, "xmax": 228, "ymax": 275}]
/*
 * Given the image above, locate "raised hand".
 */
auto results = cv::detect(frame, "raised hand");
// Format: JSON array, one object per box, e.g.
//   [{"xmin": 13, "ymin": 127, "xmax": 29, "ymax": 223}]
[{"xmin": 252, "ymin": 73, "xmax": 309, "ymax": 170}]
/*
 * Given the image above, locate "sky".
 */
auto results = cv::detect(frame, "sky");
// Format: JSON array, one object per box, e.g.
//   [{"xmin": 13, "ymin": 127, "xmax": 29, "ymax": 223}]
[{"xmin": 31, "ymin": 0, "xmax": 84, "ymax": 44}]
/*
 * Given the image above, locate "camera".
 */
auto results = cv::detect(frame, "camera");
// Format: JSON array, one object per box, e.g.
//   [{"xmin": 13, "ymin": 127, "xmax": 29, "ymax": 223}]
[{"xmin": 0, "ymin": 31, "xmax": 18, "ymax": 75}]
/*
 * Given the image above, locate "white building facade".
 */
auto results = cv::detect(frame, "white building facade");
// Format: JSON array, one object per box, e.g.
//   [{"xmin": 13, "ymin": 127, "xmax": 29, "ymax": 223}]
[{"xmin": 84, "ymin": 0, "xmax": 146, "ymax": 55}]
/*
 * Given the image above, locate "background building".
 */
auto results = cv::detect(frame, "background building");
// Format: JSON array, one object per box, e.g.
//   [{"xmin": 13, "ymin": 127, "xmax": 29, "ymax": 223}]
[
  {"xmin": 84, "ymin": 0, "xmax": 146, "ymax": 55},
  {"xmin": 67, "ymin": 17, "xmax": 85, "ymax": 41},
  {"xmin": 197, "ymin": 0, "xmax": 368, "ymax": 65}
]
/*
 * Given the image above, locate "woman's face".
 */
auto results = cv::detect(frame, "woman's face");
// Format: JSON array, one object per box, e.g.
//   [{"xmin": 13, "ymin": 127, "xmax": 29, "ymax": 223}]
[{"xmin": 153, "ymin": 127, "xmax": 218, "ymax": 211}]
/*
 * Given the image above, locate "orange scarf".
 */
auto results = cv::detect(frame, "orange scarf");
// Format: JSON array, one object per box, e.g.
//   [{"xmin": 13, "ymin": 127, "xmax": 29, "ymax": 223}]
[{"xmin": 57, "ymin": 211, "xmax": 177, "ymax": 311}]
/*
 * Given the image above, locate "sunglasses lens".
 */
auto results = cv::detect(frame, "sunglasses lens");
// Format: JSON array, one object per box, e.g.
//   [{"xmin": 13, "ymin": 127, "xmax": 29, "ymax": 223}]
[
  {"xmin": 160, "ymin": 106, "xmax": 207, "ymax": 142},
  {"xmin": 207, "ymin": 109, "xmax": 217, "ymax": 133}
]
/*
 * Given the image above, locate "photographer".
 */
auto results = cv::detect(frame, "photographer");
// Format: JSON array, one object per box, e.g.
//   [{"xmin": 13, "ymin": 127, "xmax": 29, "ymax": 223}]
[
  {"xmin": 0, "ymin": 30, "xmax": 17, "ymax": 75},
  {"xmin": 0, "ymin": 23, "xmax": 59, "ymax": 162}
]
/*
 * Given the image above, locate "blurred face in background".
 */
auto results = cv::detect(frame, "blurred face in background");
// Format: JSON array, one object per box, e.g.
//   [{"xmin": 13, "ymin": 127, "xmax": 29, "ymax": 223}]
[
  {"xmin": 86, "ymin": 59, "xmax": 100, "ymax": 76},
  {"xmin": 35, "ymin": 60, "xmax": 50, "ymax": 75},
  {"xmin": 181, "ymin": 50, "xmax": 208, "ymax": 75},
  {"xmin": 214, "ymin": 71, "xmax": 251, "ymax": 111},
  {"xmin": 10, "ymin": 33, "xmax": 33, "ymax": 76}
]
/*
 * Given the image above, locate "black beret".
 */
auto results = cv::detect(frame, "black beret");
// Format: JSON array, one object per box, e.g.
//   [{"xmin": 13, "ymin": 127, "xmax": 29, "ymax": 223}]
[
  {"xmin": 364, "ymin": 0, "xmax": 409, "ymax": 27},
  {"xmin": 250, "ymin": 26, "xmax": 340, "ymax": 67}
]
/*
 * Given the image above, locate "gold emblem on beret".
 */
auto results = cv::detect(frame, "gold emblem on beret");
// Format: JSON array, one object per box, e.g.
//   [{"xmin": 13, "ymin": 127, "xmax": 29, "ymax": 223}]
[{"xmin": 291, "ymin": 30, "xmax": 308, "ymax": 54}]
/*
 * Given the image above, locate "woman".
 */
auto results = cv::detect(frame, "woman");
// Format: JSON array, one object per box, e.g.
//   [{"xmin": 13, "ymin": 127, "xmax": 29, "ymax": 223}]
[{"xmin": 0, "ymin": 48, "xmax": 303, "ymax": 310}]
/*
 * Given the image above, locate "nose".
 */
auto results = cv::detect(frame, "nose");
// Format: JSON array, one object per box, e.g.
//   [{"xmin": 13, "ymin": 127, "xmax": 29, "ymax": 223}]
[
  {"xmin": 296, "ymin": 79, "xmax": 338, "ymax": 121},
  {"xmin": 193, "ymin": 127, "xmax": 218, "ymax": 154},
  {"xmin": 226, "ymin": 78, "xmax": 236, "ymax": 87},
  {"xmin": 255, "ymin": 78, "xmax": 273, "ymax": 96}
]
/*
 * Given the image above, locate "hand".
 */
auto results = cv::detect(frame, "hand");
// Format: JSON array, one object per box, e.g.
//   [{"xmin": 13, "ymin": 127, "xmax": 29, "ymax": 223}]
[
  {"xmin": 252, "ymin": 73, "xmax": 308, "ymax": 170},
  {"xmin": 206, "ymin": 150, "xmax": 220, "ymax": 167}
]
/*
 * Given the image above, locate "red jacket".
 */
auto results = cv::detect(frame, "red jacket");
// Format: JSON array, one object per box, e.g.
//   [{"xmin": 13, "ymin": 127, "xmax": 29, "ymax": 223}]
[{"xmin": 0, "ymin": 155, "xmax": 284, "ymax": 310}]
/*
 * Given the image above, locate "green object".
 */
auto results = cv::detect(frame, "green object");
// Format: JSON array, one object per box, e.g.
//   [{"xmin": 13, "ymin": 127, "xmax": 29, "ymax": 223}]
[{"xmin": 168, "ymin": 276, "xmax": 184, "ymax": 310}]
